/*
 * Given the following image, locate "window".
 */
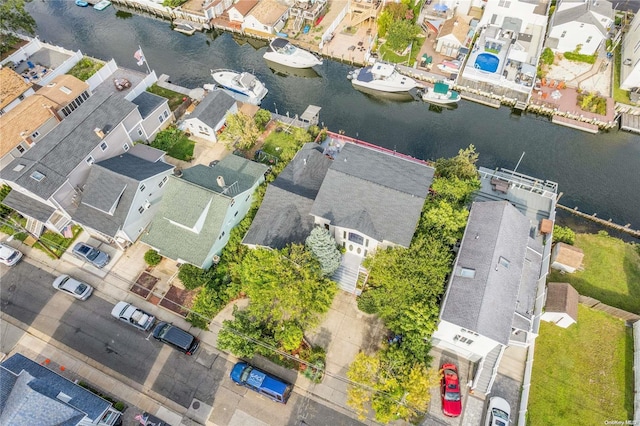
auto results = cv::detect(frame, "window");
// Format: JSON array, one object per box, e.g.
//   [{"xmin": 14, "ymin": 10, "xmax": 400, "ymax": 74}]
[
  {"xmin": 163, "ymin": 110, "xmax": 169, "ymax": 119},
  {"xmin": 18, "ymin": 94, "xmax": 25, "ymax": 101},
  {"xmin": 498, "ymin": 256, "xmax": 510, "ymax": 268},
  {"xmin": 138, "ymin": 128, "xmax": 143, "ymax": 136},
  {"xmin": 123, "ymin": 143, "xmax": 130, "ymax": 151},
  {"xmin": 234, "ymin": 211, "xmax": 239, "ymax": 217},
  {"xmin": 458, "ymin": 267, "xmax": 476, "ymax": 278},
  {"xmin": 561, "ymin": 31, "xmax": 566, "ymax": 38},
  {"xmin": 158, "ymin": 115, "xmax": 164, "ymax": 123},
  {"xmin": 348, "ymin": 232, "xmax": 364, "ymax": 245},
  {"xmin": 158, "ymin": 176, "xmax": 167, "ymax": 188},
  {"xmin": 100, "ymin": 142, "xmax": 108, "ymax": 151},
  {"xmin": 138, "ymin": 206, "xmax": 145, "ymax": 214},
  {"xmin": 30, "ymin": 171, "xmax": 45, "ymax": 182},
  {"xmin": 86, "ymin": 156, "xmax": 95, "ymax": 165},
  {"xmin": 586, "ymin": 36, "xmax": 592, "ymax": 43},
  {"xmin": 219, "ymin": 231, "xmax": 226, "ymax": 240},
  {"xmin": 230, "ymin": 198, "xmax": 235, "ymax": 207},
  {"xmin": 16, "ymin": 145, "xmax": 25, "ymax": 154},
  {"xmin": 454, "ymin": 335, "xmax": 474, "ymax": 345},
  {"xmin": 140, "ymin": 184, "xmax": 146, "ymax": 192},
  {"xmin": 31, "ymin": 131, "xmax": 40, "ymax": 139}
]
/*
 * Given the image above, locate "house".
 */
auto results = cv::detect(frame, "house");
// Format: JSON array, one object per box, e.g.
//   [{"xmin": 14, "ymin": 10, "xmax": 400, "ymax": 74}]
[
  {"xmin": 550, "ymin": 241, "xmax": 584, "ymax": 273},
  {"xmin": 541, "ymin": 282, "xmax": 579, "ymax": 328},
  {"xmin": 242, "ymin": 0, "xmax": 289, "ymax": 36},
  {"xmin": 432, "ymin": 200, "xmax": 543, "ymax": 394},
  {"xmin": 141, "ymin": 155, "xmax": 268, "ymax": 269},
  {"xmin": 70, "ymin": 145, "xmax": 174, "ymax": 249},
  {"xmin": 227, "ymin": 0, "xmax": 258, "ymax": 23},
  {"xmin": 243, "ymin": 143, "xmax": 332, "ymax": 249},
  {"xmin": 36, "ymin": 74, "xmax": 91, "ymax": 119},
  {"xmin": 203, "ymin": 0, "xmax": 234, "ymax": 21},
  {"xmin": 0, "ymin": 353, "xmax": 121, "ymax": 425},
  {"xmin": 620, "ymin": 11, "xmax": 640, "ymax": 91},
  {"xmin": 0, "ymin": 67, "xmax": 35, "ymax": 115},
  {"xmin": 436, "ymin": 16, "xmax": 474, "ymax": 58},
  {"xmin": 547, "ymin": 0, "xmax": 613, "ymax": 55},
  {"xmin": 129, "ymin": 91, "xmax": 174, "ymax": 142},
  {"xmin": 182, "ymin": 90, "xmax": 237, "ymax": 143},
  {"xmin": 0, "ymin": 76, "xmax": 172, "ymax": 239}
]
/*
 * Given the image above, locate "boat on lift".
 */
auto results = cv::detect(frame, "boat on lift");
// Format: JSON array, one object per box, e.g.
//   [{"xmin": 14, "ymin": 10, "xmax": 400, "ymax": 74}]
[
  {"xmin": 210, "ymin": 69, "xmax": 268, "ymax": 105},
  {"xmin": 263, "ymin": 37, "xmax": 323, "ymax": 69},
  {"xmin": 348, "ymin": 61, "xmax": 418, "ymax": 93}
]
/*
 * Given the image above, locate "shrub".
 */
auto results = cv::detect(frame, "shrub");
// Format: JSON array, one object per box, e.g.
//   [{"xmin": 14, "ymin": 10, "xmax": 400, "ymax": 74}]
[
  {"xmin": 178, "ymin": 263, "xmax": 215, "ymax": 290},
  {"xmin": 540, "ymin": 47, "xmax": 554, "ymax": 66},
  {"xmin": 553, "ymin": 225, "xmax": 576, "ymax": 245},
  {"xmin": 563, "ymin": 51, "xmax": 597, "ymax": 64},
  {"xmin": 357, "ymin": 291, "xmax": 378, "ymax": 314},
  {"xmin": 144, "ymin": 249, "xmax": 162, "ymax": 266},
  {"xmin": 254, "ymin": 109, "xmax": 272, "ymax": 130}
]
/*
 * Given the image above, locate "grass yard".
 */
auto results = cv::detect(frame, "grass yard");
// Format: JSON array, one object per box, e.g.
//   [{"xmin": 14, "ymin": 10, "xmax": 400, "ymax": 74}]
[
  {"xmin": 166, "ymin": 137, "xmax": 194, "ymax": 161},
  {"xmin": 68, "ymin": 57, "xmax": 104, "ymax": 81},
  {"xmin": 548, "ymin": 232, "xmax": 640, "ymax": 313},
  {"xmin": 379, "ymin": 36, "xmax": 425, "ymax": 67},
  {"xmin": 147, "ymin": 84, "xmax": 185, "ymax": 111},
  {"xmin": 527, "ymin": 305, "xmax": 633, "ymax": 425},
  {"xmin": 261, "ymin": 129, "xmax": 298, "ymax": 160}
]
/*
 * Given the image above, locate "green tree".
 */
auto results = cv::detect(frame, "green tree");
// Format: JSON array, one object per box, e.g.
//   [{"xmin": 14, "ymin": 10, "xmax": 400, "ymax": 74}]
[
  {"xmin": 0, "ymin": 185, "xmax": 12, "ymax": 218},
  {"xmin": 553, "ymin": 225, "xmax": 576, "ymax": 245},
  {"xmin": 274, "ymin": 321, "xmax": 304, "ymax": 351},
  {"xmin": 346, "ymin": 352, "xmax": 379, "ymax": 420},
  {"xmin": 0, "ymin": 0, "xmax": 36, "ymax": 55},
  {"xmin": 376, "ymin": 10, "xmax": 394, "ymax": 38},
  {"xmin": 254, "ymin": 109, "xmax": 271, "ymax": 130},
  {"xmin": 217, "ymin": 306, "xmax": 264, "ymax": 358},
  {"xmin": 384, "ymin": 2, "xmax": 409, "ymax": 20},
  {"xmin": 218, "ymin": 112, "xmax": 261, "ymax": 150},
  {"xmin": 430, "ymin": 176, "xmax": 480, "ymax": 205},
  {"xmin": 144, "ymin": 249, "xmax": 162, "ymax": 266},
  {"xmin": 305, "ymin": 226, "xmax": 342, "ymax": 276},
  {"xmin": 178, "ymin": 263, "xmax": 217, "ymax": 290},
  {"xmin": 420, "ymin": 200, "xmax": 469, "ymax": 246},
  {"xmin": 386, "ymin": 20, "xmax": 419, "ymax": 52},
  {"xmin": 435, "ymin": 144, "xmax": 480, "ymax": 181}
]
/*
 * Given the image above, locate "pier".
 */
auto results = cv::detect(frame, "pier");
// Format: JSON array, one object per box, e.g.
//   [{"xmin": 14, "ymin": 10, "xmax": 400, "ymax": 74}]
[{"xmin": 557, "ymin": 204, "xmax": 640, "ymax": 239}]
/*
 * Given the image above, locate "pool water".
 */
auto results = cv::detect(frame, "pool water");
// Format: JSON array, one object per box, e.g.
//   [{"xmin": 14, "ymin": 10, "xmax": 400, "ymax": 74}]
[{"xmin": 474, "ymin": 53, "xmax": 500, "ymax": 73}]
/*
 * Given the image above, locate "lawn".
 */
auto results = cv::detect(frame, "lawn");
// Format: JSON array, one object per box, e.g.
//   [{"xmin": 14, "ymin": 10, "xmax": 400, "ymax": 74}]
[
  {"xmin": 613, "ymin": 45, "xmax": 632, "ymax": 104},
  {"xmin": 548, "ymin": 232, "xmax": 640, "ymax": 313},
  {"xmin": 147, "ymin": 84, "xmax": 186, "ymax": 111},
  {"xmin": 379, "ymin": 36, "xmax": 425, "ymax": 67},
  {"xmin": 261, "ymin": 129, "xmax": 299, "ymax": 160},
  {"xmin": 149, "ymin": 127, "xmax": 194, "ymax": 161},
  {"xmin": 68, "ymin": 58, "xmax": 104, "ymax": 81},
  {"xmin": 527, "ymin": 305, "xmax": 633, "ymax": 425},
  {"xmin": 166, "ymin": 137, "xmax": 194, "ymax": 161}
]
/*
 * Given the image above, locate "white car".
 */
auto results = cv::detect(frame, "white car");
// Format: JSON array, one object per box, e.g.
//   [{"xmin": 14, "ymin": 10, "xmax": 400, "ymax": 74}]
[
  {"xmin": 111, "ymin": 301, "xmax": 156, "ymax": 331},
  {"xmin": 485, "ymin": 396, "xmax": 511, "ymax": 426},
  {"xmin": 0, "ymin": 243, "xmax": 23, "ymax": 266},
  {"xmin": 52, "ymin": 274, "xmax": 93, "ymax": 300}
]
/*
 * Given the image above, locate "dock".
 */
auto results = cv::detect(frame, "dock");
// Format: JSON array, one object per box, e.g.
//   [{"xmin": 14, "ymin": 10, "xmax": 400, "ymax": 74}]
[
  {"xmin": 460, "ymin": 92, "xmax": 502, "ymax": 108},
  {"xmin": 551, "ymin": 115, "xmax": 599, "ymax": 134},
  {"xmin": 557, "ymin": 204, "xmax": 640, "ymax": 239},
  {"xmin": 620, "ymin": 112, "xmax": 640, "ymax": 134}
]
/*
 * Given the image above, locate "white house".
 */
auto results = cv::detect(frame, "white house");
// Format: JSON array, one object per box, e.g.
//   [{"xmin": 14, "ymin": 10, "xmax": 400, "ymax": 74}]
[
  {"xmin": 182, "ymin": 89, "xmax": 237, "ymax": 143},
  {"xmin": 436, "ymin": 16, "xmax": 474, "ymax": 58},
  {"xmin": 550, "ymin": 242, "xmax": 584, "ymax": 273},
  {"xmin": 620, "ymin": 11, "xmax": 640, "ymax": 91},
  {"xmin": 227, "ymin": 0, "xmax": 258, "ymax": 23},
  {"xmin": 242, "ymin": 0, "xmax": 289, "ymax": 36},
  {"xmin": 541, "ymin": 282, "xmax": 579, "ymax": 328},
  {"xmin": 203, "ymin": 0, "xmax": 233, "ymax": 20},
  {"xmin": 547, "ymin": 0, "xmax": 613, "ymax": 55}
]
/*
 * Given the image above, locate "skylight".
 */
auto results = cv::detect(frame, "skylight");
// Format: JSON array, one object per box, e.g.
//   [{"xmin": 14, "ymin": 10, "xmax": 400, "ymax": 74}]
[
  {"xmin": 498, "ymin": 256, "xmax": 510, "ymax": 268},
  {"xmin": 13, "ymin": 164, "xmax": 25, "ymax": 172},
  {"xmin": 60, "ymin": 86, "xmax": 72, "ymax": 95},
  {"xmin": 458, "ymin": 267, "xmax": 476, "ymax": 278},
  {"xmin": 30, "ymin": 171, "xmax": 45, "ymax": 182}
]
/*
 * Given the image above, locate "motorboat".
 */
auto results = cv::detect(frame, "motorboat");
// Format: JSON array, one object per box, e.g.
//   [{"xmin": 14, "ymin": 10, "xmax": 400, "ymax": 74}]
[
  {"xmin": 437, "ymin": 60, "xmax": 461, "ymax": 74},
  {"xmin": 93, "ymin": 0, "xmax": 111, "ymax": 10},
  {"xmin": 173, "ymin": 22, "xmax": 196, "ymax": 36},
  {"xmin": 263, "ymin": 37, "xmax": 322, "ymax": 69},
  {"xmin": 210, "ymin": 69, "xmax": 268, "ymax": 105},
  {"xmin": 420, "ymin": 82, "xmax": 461, "ymax": 105},
  {"xmin": 75, "ymin": 0, "xmax": 89, "ymax": 6},
  {"xmin": 347, "ymin": 61, "xmax": 418, "ymax": 93}
]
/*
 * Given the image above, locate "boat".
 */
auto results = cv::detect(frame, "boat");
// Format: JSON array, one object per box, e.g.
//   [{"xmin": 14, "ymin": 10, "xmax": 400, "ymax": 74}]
[
  {"xmin": 75, "ymin": 0, "xmax": 89, "ymax": 6},
  {"xmin": 210, "ymin": 69, "xmax": 268, "ymax": 105},
  {"xmin": 262, "ymin": 37, "xmax": 323, "ymax": 69},
  {"xmin": 437, "ymin": 60, "xmax": 462, "ymax": 74},
  {"xmin": 347, "ymin": 61, "xmax": 418, "ymax": 93},
  {"xmin": 93, "ymin": 0, "xmax": 111, "ymax": 10},
  {"xmin": 173, "ymin": 22, "xmax": 196, "ymax": 36},
  {"xmin": 420, "ymin": 82, "xmax": 461, "ymax": 105}
]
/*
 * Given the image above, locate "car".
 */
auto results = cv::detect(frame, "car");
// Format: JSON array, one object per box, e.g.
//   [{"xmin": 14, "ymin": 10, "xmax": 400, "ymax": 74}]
[
  {"xmin": 230, "ymin": 362, "xmax": 293, "ymax": 403},
  {"xmin": 152, "ymin": 322, "xmax": 199, "ymax": 355},
  {"xmin": 52, "ymin": 274, "xmax": 93, "ymax": 300},
  {"xmin": 72, "ymin": 242, "xmax": 110, "ymax": 268},
  {"xmin": 111, "ymin": 301, "xmax": 156, "ymax": 331},
  {"xmin": 485, "ymin": 396, "xmax": 511, "ymax": 426},
  {"xmin": 0, "ymin": 243, "xmax": 23, "ymax": 266},
  {"xmin": 440, "ymin": 363, "xmax": 462, "ymax": 417}
]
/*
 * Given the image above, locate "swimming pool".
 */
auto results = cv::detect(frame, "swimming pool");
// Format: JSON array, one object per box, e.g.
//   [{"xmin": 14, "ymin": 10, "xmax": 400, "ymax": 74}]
[{"xmin": 474, "ymin": 53, "xmax": 500, "ymax": 73}]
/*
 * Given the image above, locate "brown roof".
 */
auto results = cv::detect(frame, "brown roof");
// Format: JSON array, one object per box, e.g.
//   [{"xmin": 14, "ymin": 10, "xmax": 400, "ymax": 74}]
[
  {"xmin": 232, "ymin": 0, "xmax": 259, "ymax": 15},
  {"xmin": 545, "ymin": 282, "xmax": 579, "ymax": 321},
  {"xmin": 248, "ymin": 0, "xmax": 288, "ymax": 25},
  {"xmin": 0, "ymin": 68, "xmax": 32, "ymax": 110},
  {"xmin": 0, "ymin": 94, "xmax": 60, "ymax": 157},
  {"xmin": 437, "ymin": 16, "xmax": 471, "ymax": 44},
  {"xmin": 36, "ymin": 74, "xmax": 89, "ymax": 106},
  {"xmin": 554, "ymin": 242, "xmax": 584, "ymax": 269}
]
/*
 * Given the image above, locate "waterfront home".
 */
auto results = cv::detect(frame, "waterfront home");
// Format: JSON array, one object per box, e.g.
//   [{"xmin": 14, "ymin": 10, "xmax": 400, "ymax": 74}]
[
  {"xmin": 550, "ymin": 241, "xmax": 584, "ymax": 273},
  {"xmin": 70, "ymin": 145, "xmax": 174, "ymax": 250},
  {"xmin": 541, "ymin": 282, "xmax": 579, "ymax": 328},
  {"xmin": 181, "ymin": 89, "xmax": 237, "ymax": 143},
  {"xmin": 227, "ymin": 0, "xmax": 259, "ymax": 25},
  {"xmin": 620, "ymin": 11, "xmax": 640, "ymax": 91},
  {"xmin": 435, "ymin": 16, "xmax": 475, "ymax": 59},
  {"xmin": 202, "ymin": 0, "xmax": 233, "ymax": 21},
  {"xmin": 141, "ymin": 156, "xmax": 268, "ymax": 269},
  {"xmin": 0, "ymin": 67, "xmax": 35, "ymax": 115},
  {"xmin": 35, "ymin": 74, "xmax": 91, "ymax": 118},
  {"xmin": 546, "ymin": 0, "xmax": 613, "ymax": 56},
  {"xmin": 242, "ymin": 0, "xmax": 289, "ymax": 37},
  {"xmin": 0, "ymin": 353, "xmax": 122, "ymax": 426}
]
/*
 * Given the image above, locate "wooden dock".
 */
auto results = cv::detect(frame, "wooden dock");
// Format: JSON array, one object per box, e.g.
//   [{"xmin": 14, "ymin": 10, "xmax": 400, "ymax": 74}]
[
  {"xmin": 557, "ymin": 204, "xmax": 640, "ymax": 238},
  {"xmin": 620, "ymin": 112, "xmax": 640, "ymax": 134},
  {"xmin": 460, "ymin": 92, "xmax": 502, "ymax": 108}
]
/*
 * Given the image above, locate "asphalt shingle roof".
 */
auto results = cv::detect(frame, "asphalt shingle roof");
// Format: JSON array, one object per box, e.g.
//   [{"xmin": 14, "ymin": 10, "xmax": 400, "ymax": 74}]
[
  {"xmin": 553, "ymin": 0, "xmax": 613, "ymax": 35},
  {"xmin": 189, "ymin": 90, "xmax": 235, "ymax": 128},
  {"xmin": 0, "ymin": 90, "xmax": 137, "ymax": 200},
  {"xmin": 183, "ymin": 155, "xmax": 267, "ymax": 194},
  {"xmin": 131, "ymin": 91, "xmax": 166, "ymax": 119},
  {"xmin": 1, "ymin": 190, "xmax": 55, "ymax": 222}
]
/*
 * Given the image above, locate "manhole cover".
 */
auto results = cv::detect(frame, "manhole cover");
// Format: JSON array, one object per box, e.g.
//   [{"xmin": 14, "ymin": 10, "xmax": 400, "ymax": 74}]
[{"xmin": 192, "ymin": 400, "xmax": 200, "ymax": 410}]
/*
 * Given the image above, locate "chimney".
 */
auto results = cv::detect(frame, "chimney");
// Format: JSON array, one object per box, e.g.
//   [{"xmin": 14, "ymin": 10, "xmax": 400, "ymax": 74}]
[
  {"xmin": 19, "ymin": 131, "xmax": 33, "ymax": 145},
  {"xmin": 174, "ymin": 167, "xmax": 183, "ymax": 177},
  {"xmin": 94, "ymin": 128, "xmax": 105, "ymax": 139},
  {"xmin": 217, "ymin": 176, "xmax": 226, "ymax": 188},
  {"xmin": 44, "ymin": 104, "xmax": 62, "ymax": 123}
]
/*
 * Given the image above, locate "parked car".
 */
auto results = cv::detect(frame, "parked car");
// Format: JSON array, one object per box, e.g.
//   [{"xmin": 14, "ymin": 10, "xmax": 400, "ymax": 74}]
[
  {"xmin": 485, "ymin": 396, "xmax": 511, "ymax": 426},
  {"xmin": 230, "ymin": 362, "xmax": 293, "ymax": 404},
  {"xmin": 52, "ymin": 274, "xmax": 93, "ymax": 300},
  {"xmin": 72, "ymin": 242, "xmax": 110, "ymax": 268},
  {"xmin": 440, "ymin": 363, "xmax": 462, "ymax": 417},
  {"xmin": 111, "ymin": 301, "xmax": 156, "ymax": 331},
  {"xmin": 152, "ymin": 322, "xmax": 199, "ymax": 355},
  {"xmin": 0, "ymin": 243, "xmax": 23, "ymax": 266}
]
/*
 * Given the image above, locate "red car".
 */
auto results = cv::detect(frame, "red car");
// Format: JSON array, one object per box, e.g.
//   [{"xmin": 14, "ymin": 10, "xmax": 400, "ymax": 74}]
[{"xmin": 440, "ymin": 363, "xmax": 462, "ymax": 417}]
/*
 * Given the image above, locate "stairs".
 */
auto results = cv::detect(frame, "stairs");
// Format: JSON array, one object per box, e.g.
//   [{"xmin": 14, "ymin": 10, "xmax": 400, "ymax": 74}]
[
  {"xmin": 473, "ymin": 345, "xmax": 504, "ymax": 394},
  {"xmin": 331, "ymin": 253, "xmax": 362, "ymax": 294},
  {"xmin": 25, "ymin": 217, "xmax": 44, "ymax": 237}
]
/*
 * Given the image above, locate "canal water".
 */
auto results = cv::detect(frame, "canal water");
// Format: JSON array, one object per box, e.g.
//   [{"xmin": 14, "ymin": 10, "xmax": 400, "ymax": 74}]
[{"xmin": 27, "ymin": 1, "xmax": 640, "ymax": 229}]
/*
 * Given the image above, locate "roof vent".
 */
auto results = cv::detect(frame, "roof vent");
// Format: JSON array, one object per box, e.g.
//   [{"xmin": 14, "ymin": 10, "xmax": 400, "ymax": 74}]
[
  {"xmin": 94, "ymin": 128, "xmax": 105, "ymax": 139},
  {"xmin": 174, "ymin": 167, "xmax": 183, "ymax": 177},
  {"xmin": 217, "ymin": 175, "xmax": 226, "ymax": 188},
  {"xmin": 56, "ymin": 392, "xmax": 72, "ymax": 403}
]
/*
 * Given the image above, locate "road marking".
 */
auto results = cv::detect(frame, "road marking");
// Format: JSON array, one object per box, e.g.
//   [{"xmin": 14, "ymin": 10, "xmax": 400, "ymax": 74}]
[{"xmin": 142, "ymin": 344, "xmax": 173, "ymax": 391}]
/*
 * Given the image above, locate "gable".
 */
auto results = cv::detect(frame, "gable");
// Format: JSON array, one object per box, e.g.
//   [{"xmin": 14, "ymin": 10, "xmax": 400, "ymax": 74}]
[
  {"xmin": 0, "ymin": 68, "xmax": 32, "ymax": 110},
  {"xmin": 247, "ymin": 0, "xmax": 288, "ymax": 25}
]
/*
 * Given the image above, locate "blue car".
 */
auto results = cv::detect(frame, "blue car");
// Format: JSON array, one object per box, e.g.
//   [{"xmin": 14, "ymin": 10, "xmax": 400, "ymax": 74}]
[{"xmin": 72, "ymin": 242, "xmax": 111, "ymax": 268}]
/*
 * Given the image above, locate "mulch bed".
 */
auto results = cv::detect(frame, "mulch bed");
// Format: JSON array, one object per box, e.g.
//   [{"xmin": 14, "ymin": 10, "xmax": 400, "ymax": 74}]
[
  {"xmin": 159, "ymin": 285, "xmax": 197, "ymax": 317},
  {"xmin": 130, "ymin": 271, "xmax": 159, "ymax": 299}
]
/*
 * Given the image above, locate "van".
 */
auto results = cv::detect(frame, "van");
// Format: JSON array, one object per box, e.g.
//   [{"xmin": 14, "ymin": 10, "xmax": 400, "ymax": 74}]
[
  {"xmin": 230, "ymin": 362, "xmax": 292, "ymax": 403},
  {"xmin": 152, "ymin": 322, "xmax": 199, "ymax": 355}
]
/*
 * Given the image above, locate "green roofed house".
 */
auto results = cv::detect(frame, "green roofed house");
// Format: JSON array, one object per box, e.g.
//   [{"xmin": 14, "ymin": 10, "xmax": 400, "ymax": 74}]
[{"xmin": 141, "ymin": 155, "xmax": 268, "ymax": 269}]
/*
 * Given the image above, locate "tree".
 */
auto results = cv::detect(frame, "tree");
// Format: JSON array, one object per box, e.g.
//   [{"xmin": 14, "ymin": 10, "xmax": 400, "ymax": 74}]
[
  {"xmin": 218, "ymin": 112, "xmax": 261, "ymax": 150},
  {"xmin": 305, "ymin": 226, "xmax": 342, "ymax": 276},
  {"xmin": 435, "ymin": 145, "xmax": 480, "ymax": 181},
  {"xmin": 553, "ymin": 225, "xmax": 576, "ymax": 245},
  {"xmin": 254, "ymin": 109, "xmax": 271, "ymax": 130},
  {"xmin": 386, "ymin": 20, "xmax": 419, "ymax": 52},
  {"xmin": 376, "ymin": 10, "xmax": 394, "ymax": 38},
  {"xmin": 0, "ymin": 0, "xmax": 36, "ymax": 55},
  {"xmin": 346, "ymin": 352, "xmax": 379, "ymax": 420},
  {"xmin": 419, "ymin": 200, "xmax": 469, "ymax": 246},
  {"xmin": 217, "ymin": 306, "xmax": 266, "ymax": 358},
  {"xmin": 430, "ymin": 176, "xmax": 480, "ymax": 205}
]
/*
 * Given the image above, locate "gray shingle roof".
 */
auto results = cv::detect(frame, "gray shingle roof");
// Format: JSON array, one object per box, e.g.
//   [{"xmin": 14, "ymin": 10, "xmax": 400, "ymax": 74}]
[
  {"xmin": 1, "ymin": 190, "xmax": 55, "ymax": 222},
  {"xmin": 190, "ymin": 89, "xmax": 236, "ymax": 128},
  {"xmin": 0, "ymin": 353, "xmax": 111, "ymax": 423},
  {"xmin": 0, "ymin": 90, "xmax": 137, "ymax": 200},
  {"xmin": 552, "ymin": 0, "xmax": 613, "ymax": 36},
  {"xmin": 131, "ymin": 91, "xmax": 167, "ymax": 119},
  {"xmin": 182, "ymin": 155, "xmax": 268, "ymax": 194},
  {"xmin": 440, "ymin": 201, "xmax": 542, "ymax": 345},
  {"xmin": 310, "ymin": 143, "xmax": 434, "ymax": 247}
]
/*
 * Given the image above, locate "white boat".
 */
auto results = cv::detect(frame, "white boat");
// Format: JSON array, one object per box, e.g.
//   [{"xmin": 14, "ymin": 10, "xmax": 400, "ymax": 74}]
[
  {"xmin": 348, "ymin": 61, "xmax": 417, "ymax": 93},
  {"xmin": 437, "ymin": 60, "xmax": 461, "ymax": 74},
  {"xmin": 93, "ymin": 0, "xmax": 111, "ymax": 10},
  {"xmin": 263, "ymin": 38, "xmax": 322, "ymax": 69},
  {"xmin": 210, "ymin": 69, "xmax": 268, "ymax": 105},
  {"xmin": 173, "ymin": 22, "xmax": 196, "ymax": 36},
  {"xmin": 421, "ymin": 82, "xmax": 461, "ymax": 105}
]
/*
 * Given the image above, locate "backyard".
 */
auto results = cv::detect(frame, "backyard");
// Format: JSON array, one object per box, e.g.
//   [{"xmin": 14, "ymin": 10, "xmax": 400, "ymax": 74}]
[
  {"xmin": 528, "ymin": 305, "xmax": 633, "ymax": 425},
  {"xmin": 548, "ymin": 232, "xmax": 640, "ymax": 314}
]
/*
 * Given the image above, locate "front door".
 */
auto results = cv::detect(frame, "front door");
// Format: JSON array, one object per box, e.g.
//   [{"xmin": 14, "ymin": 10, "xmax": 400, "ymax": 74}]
[{"xmin": 345, "ymin": 231, "xmax": 368, "ymax": 257}]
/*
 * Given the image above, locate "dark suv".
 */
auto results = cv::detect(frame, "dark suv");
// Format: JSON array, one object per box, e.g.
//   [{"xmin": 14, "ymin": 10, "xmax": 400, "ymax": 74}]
[{"xmin": 152, "ymin": 322, "xmax": 199, "ymax": 355}]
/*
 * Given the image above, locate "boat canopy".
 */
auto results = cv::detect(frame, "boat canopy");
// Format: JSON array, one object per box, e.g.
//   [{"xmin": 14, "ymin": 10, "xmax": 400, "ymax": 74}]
[{"xmin": 434, "ymin": 82, "xmax": 450, "ymax": 94}]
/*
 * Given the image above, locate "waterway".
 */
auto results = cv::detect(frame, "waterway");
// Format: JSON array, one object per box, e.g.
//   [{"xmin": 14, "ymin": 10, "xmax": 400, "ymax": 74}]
[{"xmin": 26, "ymin": 1, "xmax": 640, "ymax": 230}]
